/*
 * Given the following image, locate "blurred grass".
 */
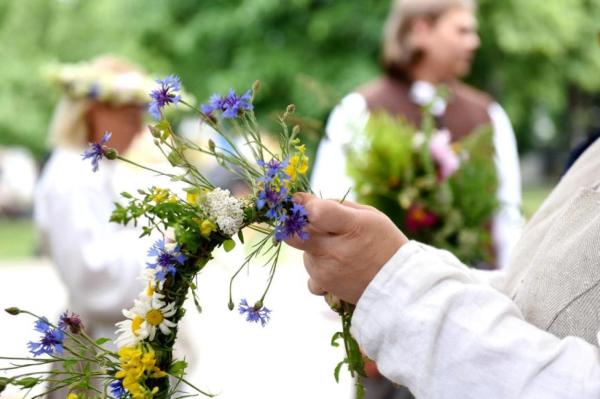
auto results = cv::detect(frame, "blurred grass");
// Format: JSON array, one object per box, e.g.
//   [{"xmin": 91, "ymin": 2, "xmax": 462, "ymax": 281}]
[
  {"xmin": 522, "ymin": 183, "xmax": 554, "ymax": 220},
  {"xmin": 0, "ymin": 218, "xmax": 37, "ymax": 260}
]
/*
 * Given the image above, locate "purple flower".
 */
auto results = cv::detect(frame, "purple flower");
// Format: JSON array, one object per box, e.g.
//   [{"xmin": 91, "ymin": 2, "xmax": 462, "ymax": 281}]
[
  {"xmin": 238, "ymin": 299, "xmax": 271, "ymax": 327},
  {"xmin": 147, "ymin": 239, "xmax": 187, "ymax": 281},
  {"xmin": 58, "ymin": 311, "xmax": 83, "ymax": 334},
  {"xmin": 148, "ymin": 75, "xmax": 181, "ymax": 120},
  {"xmin": 82, "ymin": 132, "xmax": 112, "ymax": 172},
  {"xmin": 109, "ymin": 379, "xmax": 126, "ymax": 399},
  {"xmin": 201, "ymin": 89, "xmax": 253, "ymax": 119},
  {"xmin": 274, "ymin": 203, "xmax": 309, "ymax": 242},
  {"xmin": 27, "ymin": 317, "xmax": 64, "ymax": 357}
]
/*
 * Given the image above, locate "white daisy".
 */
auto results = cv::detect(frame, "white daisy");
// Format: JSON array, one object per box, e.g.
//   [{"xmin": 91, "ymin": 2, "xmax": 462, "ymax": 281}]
[{"xmin": 114, "ymin": 292, "xmax": 177, "ymax": 348}]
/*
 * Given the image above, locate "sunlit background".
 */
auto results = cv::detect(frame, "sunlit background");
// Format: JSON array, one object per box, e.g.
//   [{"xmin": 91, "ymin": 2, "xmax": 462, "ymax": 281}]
[{"xmin": 1, "ymin": 0, "xmax": 599, "ymax": 397}]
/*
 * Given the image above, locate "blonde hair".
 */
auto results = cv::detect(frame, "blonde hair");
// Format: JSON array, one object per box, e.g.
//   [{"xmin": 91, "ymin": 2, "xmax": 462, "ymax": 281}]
[
  {"xmin": 382, "ymin": 0, "xmax": 475, "ymax": 77},
  {"xmin": 47, "ymin": 55, "xmax": 147, "ymax": 150}
]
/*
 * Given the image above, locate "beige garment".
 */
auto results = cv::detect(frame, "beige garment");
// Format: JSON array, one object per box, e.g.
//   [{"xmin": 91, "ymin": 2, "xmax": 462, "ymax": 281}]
[{"xmin": 504, "ymin": 139, "xmax": 600, "ymax": 344}]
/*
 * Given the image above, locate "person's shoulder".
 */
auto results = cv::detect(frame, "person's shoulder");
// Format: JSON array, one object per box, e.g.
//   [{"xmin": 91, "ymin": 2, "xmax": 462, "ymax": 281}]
[
  {"xmin": 451, "ymin": 81, "xmax": 494, "ymax": 110},
  {"xmin": 356, "ymin": 76, "xmax": 406, "ymax": 100}
]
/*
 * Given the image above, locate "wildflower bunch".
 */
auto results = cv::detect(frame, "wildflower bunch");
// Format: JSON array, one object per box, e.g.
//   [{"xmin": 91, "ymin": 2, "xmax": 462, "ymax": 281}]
[{"xmin": 2, "ymin": 76, "xmax": 363, "ymax": 399}]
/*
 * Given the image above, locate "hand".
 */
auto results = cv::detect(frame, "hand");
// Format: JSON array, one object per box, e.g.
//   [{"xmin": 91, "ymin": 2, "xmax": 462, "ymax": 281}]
[{"xmin": 286, "ymin": 193, "xmax": 408, "ymax": 304}]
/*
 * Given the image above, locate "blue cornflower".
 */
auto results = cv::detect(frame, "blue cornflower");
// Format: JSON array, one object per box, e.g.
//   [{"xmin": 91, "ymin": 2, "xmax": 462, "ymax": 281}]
[
  {"xmin": 257, "ymin": 158, "xmax": 289, "ymax": 182},
  {"xmin": 201, "ymin": 89, "xmax": 253, "ymax": 119},
  {"xmin": 222, "ymin": 89, "xmax": 253, "ymax": 118},
  {"xmin": 27, "ymin": 317, "xmax": 65, "ymax": 357},
  {"xmin": 147, "ymin": 239, "xmax": 187, "ymax": 281},
  {"xmin": 148, "ymin": 75, "xmax": 182, "ymax": 120},
  {"xmin": 274, "ymin": 203, "xmax": 309, "ymax": 242},
  {"xmin": 82, "ymin": 132, "xmax": 112, "ymax": 172},
  {"xmin": 238, "ymin": 299, "xmax": 271, "ymax": 327},
  {"xmin": 201, "ymin": 93, "xmax": 224, "ymax": 115},
  {"xmin": 256, "ymin": 185, "xmax": 288, "ymax": 218},
  {"xmin": 109, "ymin": 379, "xmax": 126, "ymax": 399},
  {"xmin": 58, "ymin": 311, "xmax": 83, "ymax": 334}
]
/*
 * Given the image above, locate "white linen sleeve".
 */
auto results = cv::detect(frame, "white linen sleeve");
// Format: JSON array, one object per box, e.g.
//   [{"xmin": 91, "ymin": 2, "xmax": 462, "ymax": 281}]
[
  {"xmin": 352, "ymin": 241, "xmax": 600, "ymax": 399},
  {"xmin": 489, "ymin": 103, "xmax": 524, "ymax": 269},
  {"xmin": 310, "ymin": 93, "xmax": 369, "ymax": 200}
]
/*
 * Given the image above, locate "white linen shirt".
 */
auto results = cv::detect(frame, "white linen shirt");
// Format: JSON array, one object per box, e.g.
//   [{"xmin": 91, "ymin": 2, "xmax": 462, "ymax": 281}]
[{"xmin": 352, "ymin": 241, "xmax": 600, "ymax": 399}]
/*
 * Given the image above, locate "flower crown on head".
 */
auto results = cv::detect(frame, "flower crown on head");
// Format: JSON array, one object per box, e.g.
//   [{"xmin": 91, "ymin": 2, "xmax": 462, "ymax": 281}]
[{"xmin": 44, "ymin": 60, "xmax": 158, "ymax": 106}]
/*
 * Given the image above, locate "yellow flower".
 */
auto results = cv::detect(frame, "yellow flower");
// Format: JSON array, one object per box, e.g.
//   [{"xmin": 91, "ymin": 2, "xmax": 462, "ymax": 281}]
[
  {"xmin": 115, "ymin": 345, "xmax": 167, "ymax": 399},
  {"xmin": 195, "ymin": 219, "xmax": 217, "ymax": 238},
  {"xmin": 67, "ymin": 393, "xmax": 79, "ymax": 399},
  {"xmin": 283, "ymin": 153, "xmax": 309, "ymax": 182},
  {"xmin": 150, "ymin": 188, "xmax": 169, "ymax": 204},
  {"xmin": 187, "ymin": 191, "xmax": 199, "ymax": 204}
]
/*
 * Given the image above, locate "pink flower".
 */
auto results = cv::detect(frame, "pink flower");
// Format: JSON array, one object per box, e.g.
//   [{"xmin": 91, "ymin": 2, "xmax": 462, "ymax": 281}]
[
  {"xmin": 429, "ymin": 129, "xmax": 460, "ymax": 181},
  {"xmin": 405, "ymin": 205, "xmax": 439, "ymax": 232}
]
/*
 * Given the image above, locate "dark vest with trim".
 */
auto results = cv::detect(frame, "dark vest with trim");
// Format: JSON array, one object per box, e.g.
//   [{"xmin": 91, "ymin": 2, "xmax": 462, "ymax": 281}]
[{"xmin": 357, "ymin": 76, "xmax": 493, "ymax": 141}]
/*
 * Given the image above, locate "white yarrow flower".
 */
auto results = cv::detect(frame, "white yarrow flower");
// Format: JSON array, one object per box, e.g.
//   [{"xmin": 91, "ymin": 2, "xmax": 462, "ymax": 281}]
[{"xmin": 203, "ymin": 188, "xmax": 244, "ymax": 236}]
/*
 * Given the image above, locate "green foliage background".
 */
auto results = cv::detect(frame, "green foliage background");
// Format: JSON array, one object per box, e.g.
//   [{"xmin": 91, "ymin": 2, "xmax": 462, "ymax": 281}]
[{"xmin": 1, "ymin": 0, "xmax": 599, "ymax": 161}]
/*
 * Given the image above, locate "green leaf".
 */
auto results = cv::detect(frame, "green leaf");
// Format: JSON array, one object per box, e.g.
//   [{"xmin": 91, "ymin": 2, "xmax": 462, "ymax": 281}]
[
  {"xmin": 167, "ymin": 150, "xmax": 186, "ymax": 167},
  {"xmin": 333, "ymin": 360, "xmax": 345, "ymax": 383},
  {"xmin": 95, "ymin": 337, "xmax": 110, "ymax": 345},
  {"xmin": 169, "ymin": 360, "xmax": 188, "ymax": 377},
  {"xmin": 237, "ymin": 229, "xmax": 245, "ymax": 244},
  {"xmin": 330, "ymin": 331, "xmax": 343, "ymax": 347},
  {"xmin": 120, "ymin": 192, "xmax": 133, "ymax": 199},
  {"xmin": 0, "ymin": 377, "xmax": 10, "ymax": 393},
  {"xmin": 15, "ymin": 377, "xmax": 39, "ymax": 389},
  {"xmin": 223, "ymin": 239, "xmax": 235, "ymax": 252}
]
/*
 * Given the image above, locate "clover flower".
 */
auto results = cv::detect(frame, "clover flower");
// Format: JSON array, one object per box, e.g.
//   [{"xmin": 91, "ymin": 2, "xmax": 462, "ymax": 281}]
[
  {"xmin": 146, "ymin": 239, "xmax": 186, "ymax": 282},
  {"xmin": 201, "ymin": 89, "xmax": 253, "ymax": 119},
  {"xmin": 82, "ymin": 131, "xmax": 112, "ymax": 172},
  {"xmin": 238, "ymin": 299, "xmax": 271, "ymax": 327},
  {"xmin": 27, "ymin": 318, "xmax": 65, "ymax": 357},
  {"xmin": 148, "ymin": 75, "xmax": 181, "ymax": 120},
  {"xmin": 429, "ymin": 129, "xmax": 460, "ymax": 181},
  {"xmin": 58, "ymin": 311, "xmax": 83, "ymax": 334}
]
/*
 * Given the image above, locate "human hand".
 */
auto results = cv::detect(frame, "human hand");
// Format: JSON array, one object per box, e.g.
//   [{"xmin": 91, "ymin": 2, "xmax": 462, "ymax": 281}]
[{"xmin": 285, "ymin": 193, "xmax": 408, "ymax": 304}]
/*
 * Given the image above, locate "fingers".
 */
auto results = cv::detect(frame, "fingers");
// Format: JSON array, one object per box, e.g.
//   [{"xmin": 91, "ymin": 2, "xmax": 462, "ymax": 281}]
[
  {"xmin": 293, "ymin": 192, "xmax": 359, "ymax": 234},
  {"xmin": 307, "ymin": 278, "xmax": 327, "ymax": 296}
]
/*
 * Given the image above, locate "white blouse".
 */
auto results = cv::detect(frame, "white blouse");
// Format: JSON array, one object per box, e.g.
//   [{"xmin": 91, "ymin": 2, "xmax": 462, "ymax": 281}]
[
  {"xmin": 311, "ymin": 91, "xmax": 523, "ymax": 269},
  {"xmin": 34, "ymin": 148, "xmax": 154, "ymax": 339}
]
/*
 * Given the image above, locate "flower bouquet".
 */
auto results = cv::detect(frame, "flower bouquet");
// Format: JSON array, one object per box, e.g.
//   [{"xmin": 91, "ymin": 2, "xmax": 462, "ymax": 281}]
[
  {"xmin": 1, "ymin": 77, "xmax": 366, "ymax": 399},
  {"xmin": 346, "ymin": 106, "xmax": 498, "ymax": 267}
]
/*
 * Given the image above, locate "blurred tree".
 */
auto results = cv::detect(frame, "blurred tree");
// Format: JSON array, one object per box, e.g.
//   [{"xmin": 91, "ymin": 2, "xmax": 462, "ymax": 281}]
[{"xmin": 0, "ymin": 0, "xmax": 599, "ymax": 164}]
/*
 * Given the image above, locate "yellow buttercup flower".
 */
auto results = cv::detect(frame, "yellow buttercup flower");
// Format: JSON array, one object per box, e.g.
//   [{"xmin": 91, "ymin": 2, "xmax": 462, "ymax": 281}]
[
  {"xmin": 187, "ymin": 191, "xmax": 199, "ymax": 204},
  {"xmin": 67, "ymin": 393, "xmax": 79, "ymax": 399},
  {"xmin": 195, "ymin": 219, "xmax": 217, "ymax": 238},
  {"xmin": 150, "ymin": 188, "xmax": 169, "ymax": 204},
  {"xmin": 115, "ymin": 345, "xmax": 167, "ymax": 399},
  {"xmin": 283, "ymin": 152, "xmax": 309, "ymax": 182}
]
